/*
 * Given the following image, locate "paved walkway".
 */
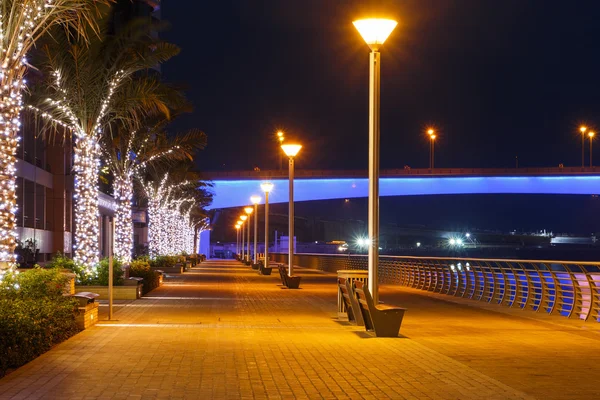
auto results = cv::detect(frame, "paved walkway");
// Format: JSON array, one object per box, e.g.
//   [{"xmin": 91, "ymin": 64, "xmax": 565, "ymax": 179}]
[{"xmin": 1, "ymin": 260, "xmax": 600, "ymax": 399}]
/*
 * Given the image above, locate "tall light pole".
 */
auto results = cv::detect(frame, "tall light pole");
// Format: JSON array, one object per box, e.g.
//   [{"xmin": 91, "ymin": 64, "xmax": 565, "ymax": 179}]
[
  {"xmin": 244, "ymin": 207, "xmax": 253, "ymax": 262},
  {"xmin": 235, "ymin": 224, "xmax": 241, "ymax": 257},
  {"xmin": 580, "ymin": 126, "xmax": 587, "ymax": 168},
  {"xmin": 250, "ymin": 196, "xmax": 261, "ymax": 264},
  {"xmin": 240, "ymin": 215, "xmax": 247, "ymax": 261},
  {"xmin": 277, "ymin": 131, "xmax": 285, "ymax": 170},
  {"xmin": 261, "ymin": 182, "xmax": 274, "ymax": 266},
  {"xmin": 354, "ymin": 18, "xmax": 397, "ymax": 304},
  {"xmin": 281, "ymin": 143, "xmax": 302, "ymax": 276},
  {"xmin": 590, "ymin": 131, "xmax": 595, "ymax": 167},
  {"xmin": 427, "ymin": 128, "xmax": 435, "ymax": 169}
]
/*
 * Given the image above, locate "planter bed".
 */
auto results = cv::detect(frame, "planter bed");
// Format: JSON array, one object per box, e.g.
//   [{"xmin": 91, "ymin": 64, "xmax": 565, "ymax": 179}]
[
  {"xmin": 151, "ymin": 265, "xmax": 183, "ymax": 274},
  {"xmin": 74, "ymin": 283, "xmax": 142, "ymax": 300}
]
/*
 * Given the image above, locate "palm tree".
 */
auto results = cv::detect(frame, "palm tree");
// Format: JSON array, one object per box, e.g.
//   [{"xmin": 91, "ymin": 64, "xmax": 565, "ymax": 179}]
[
  {"xmin": 0, "ymin": 0, "xmax": 105, "ymax": 274},
  {"xmin": 141, "ymin": 164, "xmax": 211, "ymax": 257},
  {"xmin": 27, "ymin": 13, "xmax": 179, "ymax": 269},
  {"xmin": 101, "ymin": 121, "xmax": 207, "ymax": 263}
]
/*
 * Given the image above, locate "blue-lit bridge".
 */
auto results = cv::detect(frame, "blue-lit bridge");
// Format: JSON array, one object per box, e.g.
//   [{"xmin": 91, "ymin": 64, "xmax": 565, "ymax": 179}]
[{"xmin": 204, "ymin": 167, "xmax": 600, "ymax": 209}]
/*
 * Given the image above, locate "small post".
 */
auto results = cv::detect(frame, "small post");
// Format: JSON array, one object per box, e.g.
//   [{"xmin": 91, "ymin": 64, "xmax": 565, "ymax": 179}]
[{"xmin": 108, "ymin": 216, "xmax": 114, "ymax": 320}]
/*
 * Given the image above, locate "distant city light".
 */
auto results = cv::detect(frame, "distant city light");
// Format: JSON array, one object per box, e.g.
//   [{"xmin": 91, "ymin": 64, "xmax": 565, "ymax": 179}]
[
  {"xmin": 465, "ymin": 233, "xmax": 470, "ymax": 238},
  {"xmin": 357, "ymin": 237, "xmax": 370, "ymax": 247},
  {"xmin": 416, "ymin": 242, "xmax": 421, "ymax": 247},
  {"xmin": 449, "ymin": 238, "xmax": 456, "ymax": 245}
]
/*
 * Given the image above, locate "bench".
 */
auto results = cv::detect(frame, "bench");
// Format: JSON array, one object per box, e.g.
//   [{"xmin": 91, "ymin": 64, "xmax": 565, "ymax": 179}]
[
  {"xmin": 353, "ymin": 281, "xmax": 406, "ymax": 337},
  {"xmin": 258, "ymin": 261, "xmax": 273, "ymax": 275},
  {"xmin": 338, "ymin": 278, "xmax": 364, "ymax": 326},
  {"xmin": 277, "ymin": 265, "xmax": 301, "ymax": 289}
]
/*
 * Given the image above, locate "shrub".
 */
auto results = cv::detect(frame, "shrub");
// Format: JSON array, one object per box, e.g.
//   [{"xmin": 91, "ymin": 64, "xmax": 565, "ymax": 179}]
[
  {"xmin": 149, "ymin": 255, "xmax": 178, "ymax": 269},
  {"xmin": 0, "ymin": 269, "xmax": 79, "ymax": 377},
  {"xmin": 96, "ymin": 258, "xmax": 124, "ymax": 286},
  {"xmin": 129, "ymin": 259, "xmax": 160, "ymax": 294},
  {"xmin": 47, "ymin": 252, "xmax": 93, "ymax": 284}
]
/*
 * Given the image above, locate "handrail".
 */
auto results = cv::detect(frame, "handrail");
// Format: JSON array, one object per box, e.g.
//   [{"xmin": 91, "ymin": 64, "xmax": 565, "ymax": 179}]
[
  {"xmin": 204, "ymin": 167, "xmax": 600, "ymax": 180},
  {"xmin": 271, "ymin": 253, "xmax": 600, "ymax": 323}
]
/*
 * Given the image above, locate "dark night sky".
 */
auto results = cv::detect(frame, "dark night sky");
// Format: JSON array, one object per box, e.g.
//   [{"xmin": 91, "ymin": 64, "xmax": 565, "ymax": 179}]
[{"xmin": 161, "ymin": 1, "xmax": 600, "ymax": 172}]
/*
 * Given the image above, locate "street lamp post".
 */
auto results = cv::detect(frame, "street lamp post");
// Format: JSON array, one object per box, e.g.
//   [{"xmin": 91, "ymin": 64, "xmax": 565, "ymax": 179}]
[
  {"xmin": 261, "ymin": 183, "xmax": 274, "ymax": 266},
  {"xmin": 240, "ymin": 215, "xmax": 247, "ymax": 261},
  {"xmin": 250, "ymin": 196, "xmax": 261, "ymax": 264},
  {"xmin": 277, "ymin": 131, "xmax": 285, "ymax": 170},
  {"xmin": 427, "ymin": 128, "xmax": 435, "ymax": 169},
  {"xmin": 580, "ymin": 126, "xmax": 587, "ymax": 168},
  {"xmin": 235, "ymin": 224, "xmax": 241, "ymax": 257},
  {"xmin": 281, "ymin": 143, "xmax": 302, "ymax": 276},
  {"xmin": 590, "ymin": 131, "xmax": 595, "ymax": 167},
  {"xmin": 354, "ymin": 18, "xmax": 397, "ymax": 304},
  {"xmin": 244, "ymin": 207, "xmax": 253, "ymax": 262}
]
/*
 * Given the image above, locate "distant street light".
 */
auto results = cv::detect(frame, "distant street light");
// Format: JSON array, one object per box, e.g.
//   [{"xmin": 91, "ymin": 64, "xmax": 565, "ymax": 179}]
[
  {"xmin": 250, "ymin": 196, "xmax": 261, "ymax": 264},
  {"xmin": 277, "ymin": 131, "xmax": 285, "ymax": 170},
  {"xmin": 354, "ymin": 17, "xmax": 397, "ymax": 304},
  {"xmin": 261, "ymin": 182, "xmax": 274, "ymax": 267},
  {"xmin": 590, "ymin": 131, "xmax": 595, "ymax": 167},
  {"xmin": 240, "ymin": 215, "xmax": 248, "ymax": 261},
  {"xmin": 235, "ymin": 224, "xmax": 241, "ymax": 256},
  {"xmin": 281, "ymin": 143, "xmax": 302, "ymax": 276},
  {"xmin": 427, "ymin": 128, "xmax": 436, "ymax": 169},
  {"xmin": 244, "ymin": 206, "xmax": 253, "ymax": 262},
  {"xmin": 580, "ymin": 126, "xmax": 587, "ymax": 167}
]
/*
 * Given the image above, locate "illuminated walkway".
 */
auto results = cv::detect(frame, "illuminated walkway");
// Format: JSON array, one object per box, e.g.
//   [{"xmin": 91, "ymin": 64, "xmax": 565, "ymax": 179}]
[{"xmin": 1, "ymin": 260, "xmax": 600, "ymax": 399}]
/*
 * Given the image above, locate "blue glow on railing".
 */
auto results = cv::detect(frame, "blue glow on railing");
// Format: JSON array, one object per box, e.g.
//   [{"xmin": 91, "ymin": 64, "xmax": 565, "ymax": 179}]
[{"xmin": 208, "ymin": 176, "xmax": 600, "ymax": 209}]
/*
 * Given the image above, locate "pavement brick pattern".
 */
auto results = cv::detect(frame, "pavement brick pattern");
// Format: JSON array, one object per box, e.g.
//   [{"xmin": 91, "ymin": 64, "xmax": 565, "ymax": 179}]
[{"xmin": 1, "ymin": 260, "xmax": 599, "ymax": 399}]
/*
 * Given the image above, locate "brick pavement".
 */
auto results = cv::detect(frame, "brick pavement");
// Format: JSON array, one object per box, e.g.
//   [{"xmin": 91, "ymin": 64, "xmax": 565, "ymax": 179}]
[{"xmin": 0, "ymin": 260, "xmax": 598, "ymax": 399}]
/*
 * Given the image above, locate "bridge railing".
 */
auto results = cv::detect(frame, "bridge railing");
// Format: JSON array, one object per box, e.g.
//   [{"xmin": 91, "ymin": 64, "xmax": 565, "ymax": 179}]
[
  {"xmin": 205, "ymin": 166, "xmax": 600, "ymax": 180},
  {"xmin": 271, "ymin": 253, "xmax": 600, "ymax": 322}
]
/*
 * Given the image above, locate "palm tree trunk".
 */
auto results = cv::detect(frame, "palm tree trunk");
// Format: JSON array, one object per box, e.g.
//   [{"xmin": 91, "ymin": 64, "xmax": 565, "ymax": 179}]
[
  {"xmin": 73, "ymin": 135, "xmax": 100, "ymax": 269},
  {"xmin": 0, "ymin": 71, "xmax": 22, "ymax": 273},
  {"xmin": 114, "ymin": 174, "xmax": 133, "ymax": 263},
  {"xmin": 148, "ymin": 198, "xmax": 161, "ymax": 258}
]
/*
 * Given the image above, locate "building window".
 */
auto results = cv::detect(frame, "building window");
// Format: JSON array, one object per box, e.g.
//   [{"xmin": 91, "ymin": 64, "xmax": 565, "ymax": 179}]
[
  {"xmin": 15, "ymin": 177, "xmax": 23, "ymax": 227},
  {"xmin": 36, "ymin": 183, "xmax": 45, "ymax": 230},
  {"xmin": 23, "ymin": 179, "xmax": 34, "ymax": 228}
]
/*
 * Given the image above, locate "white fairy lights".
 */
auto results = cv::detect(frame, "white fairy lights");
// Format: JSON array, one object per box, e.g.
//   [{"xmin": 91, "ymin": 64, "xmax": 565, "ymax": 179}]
[
  {"xmin": 0, "ymin": 1, "xmax": 54, "ymax": 274},
  {"xmin": 30, "ymin": 67, "xmax": 129, "ymax": 269},
  {"xmin": 145, "ymin": 175, "xmax": 198, "ymax": 257}
]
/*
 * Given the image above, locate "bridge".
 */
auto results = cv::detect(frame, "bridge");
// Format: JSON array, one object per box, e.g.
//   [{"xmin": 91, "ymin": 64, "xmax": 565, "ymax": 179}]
[{"xmin": 204, "ymin": 167, "xmax": 600, "ymax": 209}]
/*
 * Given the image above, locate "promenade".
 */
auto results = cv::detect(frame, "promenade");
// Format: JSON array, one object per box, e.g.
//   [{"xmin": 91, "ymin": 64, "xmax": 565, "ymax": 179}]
[{"xmin": 1, "ymin": 260, "xmax": 599, "ymax": 399}]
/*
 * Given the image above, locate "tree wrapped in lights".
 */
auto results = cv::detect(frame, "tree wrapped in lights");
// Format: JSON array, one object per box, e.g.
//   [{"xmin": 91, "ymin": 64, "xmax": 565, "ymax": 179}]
[
  {"xmin": 142, "ymin": 165, "xmax": 211, "ymax": 258},
  {"xmin": 0, "ymin": 0, "xmax": 104, "ymax": 275},
  {"xmin": 27, "ymin": 14, "xmax": 180, "ymax": 269},
  {"xmin": 101, "ymin": 121, "xmax": 206, "ymax": 263}
]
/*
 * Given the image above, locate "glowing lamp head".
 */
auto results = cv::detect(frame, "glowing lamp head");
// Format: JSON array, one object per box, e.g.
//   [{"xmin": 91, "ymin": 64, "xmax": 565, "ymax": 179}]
[
  {"xmin": 261, "ymin": 182, "xmax": 274, "ymax": 193},
  {"xmin": 244, "ymin": 206, "xmax": 253, "ymax": 215},
  {"xmin": 235, "ymin": 225, "xmax": 241, "ymax": 230},
  {"xmin": 281, "ymin": 144, "xmax": 302, "ymax": 157},
  {"xmin": 581, "ymin": 126, "xmax": 588, "ymax": 134},
  {"xmin": 250, "ymin": 195, "xmax": 262, "ymax": 205},
  {"xmin": 237, "ymin": 220, "xmax": 243, "ymax": 225},
  {"xmin": 353, "ymin": 18, "xmax": 398, "ymax": 51},
  {"xmin": 240, "ymin": 215, "xmax": 247, "ymax": 221},
  {"xmin": 430, "ymin": 134, "xmax": 436, "ymax": 140},
  {"xmin": 427, "ymin": 129, "xmax": 434, "ymax": 135},
  {"xmin": 590, "ymin": 131, "xmax": 595, "ymax": 138},
  {"xmin": 277, "ymin": 131, "xmax": 284, "ymax": 137}
]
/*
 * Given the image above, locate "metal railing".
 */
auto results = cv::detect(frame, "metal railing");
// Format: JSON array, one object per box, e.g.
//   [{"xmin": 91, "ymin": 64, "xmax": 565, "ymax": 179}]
[
  {"xmin": 204, "ymin": 166, "xmax": 600, "ymax": 180},
  {"xmin": 271, "ymin": 253, "xmax": 600, "ymax": 322}
]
